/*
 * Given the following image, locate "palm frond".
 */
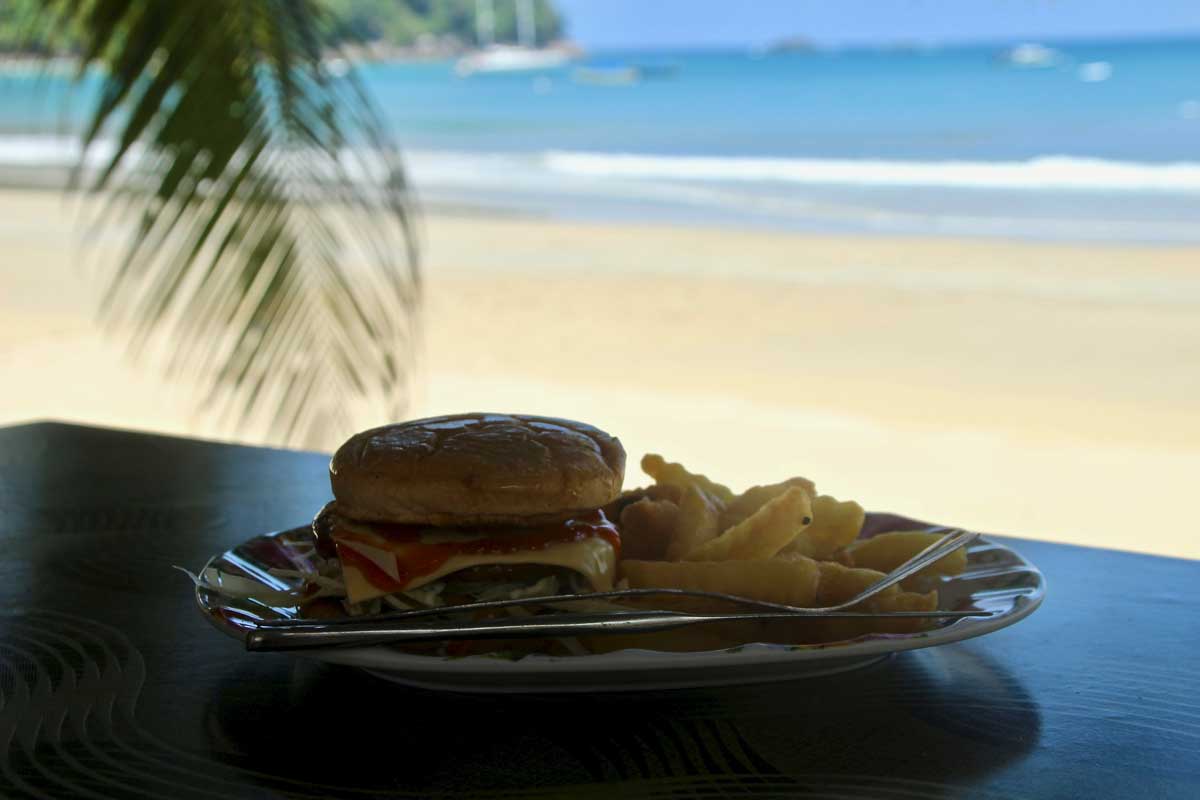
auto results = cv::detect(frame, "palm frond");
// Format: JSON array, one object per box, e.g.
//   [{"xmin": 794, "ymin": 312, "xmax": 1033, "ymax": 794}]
[{"xmin": 26, "ymin": 0, "xmax": 420, "ymax": 448}]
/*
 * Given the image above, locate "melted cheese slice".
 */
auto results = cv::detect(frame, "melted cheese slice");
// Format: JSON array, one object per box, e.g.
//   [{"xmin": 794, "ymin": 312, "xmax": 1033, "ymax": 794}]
[{"xmin": 334, "ymin": 529, "xmax": 617, "ymax": 605}]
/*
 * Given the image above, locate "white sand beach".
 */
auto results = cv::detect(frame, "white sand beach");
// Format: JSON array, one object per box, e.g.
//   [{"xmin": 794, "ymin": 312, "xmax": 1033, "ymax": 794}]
[{"xmin": 2, "ymin": 188, "xmax": 1198, "ymax": 558}]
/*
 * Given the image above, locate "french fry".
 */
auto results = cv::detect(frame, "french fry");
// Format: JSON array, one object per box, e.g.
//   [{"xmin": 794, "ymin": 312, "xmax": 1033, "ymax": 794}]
[
  {"xmin": 603, "ymin": 483, "xmax": 683, "ymax": 523},
  {"xmin": 803, "ymin": 590, "xmax": 939, "ymax": 644},
  {"xmin": 832, "ymin": 548, "xmax": 856, "ymax": 567},
  {"xmin": 597, "ymin": 452, "xmax": 956, "ymax": 652},
  {"xmin": 845, "ymin": 531, "xmax": 968, "ymax": 583},
  {"xmin": 720, "ymin": 477, "xmax": 816, "ymax": 530},
  {"xmin": 867, "ymin": 589, "xmax": 940, "ymax": 634},
  {"xmin": 814, "ymin": 561, "xmax": 899, "ymax": 607},
  {"xmin": 618, "ymin": 498, "xmax": 680, "ymax": 561},
  {"xmin": 780, "ymin": 495, "xmax": 865, "ymax": 561},
  {"xmin": 621, "ymin": 556, "xmax": 820, "ymax": 607},
  {"xmin": 641, "ymin": 453, "xmax": 734, "ymax": 506},
  {"xmin": 683, "ymin": 487, "xmax": 812, "ymax": 562},
  {"xmin": 665, "ymin": 485, "xmax": 722, "ymax": 561}
]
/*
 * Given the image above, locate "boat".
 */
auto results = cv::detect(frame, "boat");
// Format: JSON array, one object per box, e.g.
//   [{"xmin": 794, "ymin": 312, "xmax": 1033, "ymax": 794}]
[
  {"xmin": 998, "ymin": 43, "xmax": 1061, "ymax": 68},
  {"xmin": 455, "ymin": 0, "xmax": 579, "ymax": 76},
  {"xmin": 456, "ymin": 45, "xmax": 573, "ymax": 76},
  {"xmin": 571, "ymin": 65, "xmax": 640, "ymax": 86},
  {"xmin": 570, "ymin": 60, "xmax": 679, "ymax": 87},
  {"xmin": 629, "ymin": 61, "xmax": 679, "ymax": 80}
]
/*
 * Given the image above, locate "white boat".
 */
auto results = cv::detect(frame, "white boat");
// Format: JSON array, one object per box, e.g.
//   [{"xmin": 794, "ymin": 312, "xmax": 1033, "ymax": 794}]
[
  {"xmin": 455, "ymin": 0, "xmax": 578, "ymax": 76},
  {"xmin": 456, "ymin": 44, "xmax": 573, "ymax": 76},
  {"xmin": 1000, "ymin": 43, "xmax": 1061, "ymax": 68}
]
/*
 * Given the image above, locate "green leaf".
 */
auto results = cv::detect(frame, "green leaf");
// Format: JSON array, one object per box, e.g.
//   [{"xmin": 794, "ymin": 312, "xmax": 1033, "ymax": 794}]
[{"xmin": 20, "ymin": 0, "xmax": 420, "ymax": 449}]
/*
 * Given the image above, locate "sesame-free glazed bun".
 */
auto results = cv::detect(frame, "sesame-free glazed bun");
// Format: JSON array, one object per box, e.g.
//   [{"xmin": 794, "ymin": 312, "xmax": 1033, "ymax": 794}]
[{"xmin": 329, "ymin": 413, "xmax": 626, "ymax": 527}]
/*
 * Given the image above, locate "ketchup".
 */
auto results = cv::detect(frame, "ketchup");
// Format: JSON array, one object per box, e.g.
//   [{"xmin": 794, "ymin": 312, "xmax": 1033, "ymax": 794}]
[{"xmin": 333, "ymin": 510, "xmax": 620, "ymax": 593}]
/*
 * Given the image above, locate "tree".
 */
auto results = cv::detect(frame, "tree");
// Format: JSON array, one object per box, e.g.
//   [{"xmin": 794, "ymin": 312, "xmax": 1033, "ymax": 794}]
[{"xmin": 14, "ymin": 0, "xmax": 420, "ymax": 448}]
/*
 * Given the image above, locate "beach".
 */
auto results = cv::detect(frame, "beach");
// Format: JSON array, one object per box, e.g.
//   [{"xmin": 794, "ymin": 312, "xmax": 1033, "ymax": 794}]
[{"xmin": 2, "ymin": 187, "xmax": 1197, "ymax": 558}]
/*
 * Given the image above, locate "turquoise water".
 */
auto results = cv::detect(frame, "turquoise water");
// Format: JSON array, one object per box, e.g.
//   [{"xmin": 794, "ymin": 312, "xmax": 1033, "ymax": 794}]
[
  {"xmin": 365, "ymin": 40, "xmax": 1200, "ymax": 161},
  {"xmin": 4, "ymin": 38, "xmax": 1200, "ymax": 240}
]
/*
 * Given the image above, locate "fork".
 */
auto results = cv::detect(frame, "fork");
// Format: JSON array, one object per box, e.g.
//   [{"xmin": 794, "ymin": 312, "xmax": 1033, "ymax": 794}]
[{"xmin": 245, "ymin": 528, "xmax": 984, "ymax": 651}]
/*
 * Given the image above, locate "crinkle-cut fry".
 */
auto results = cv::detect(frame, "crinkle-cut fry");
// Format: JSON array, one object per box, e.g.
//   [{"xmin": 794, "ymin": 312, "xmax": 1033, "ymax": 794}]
[
  {"xmin": 831, "ymin": 548, "xmax": 856, "ymax": 567},
  {"xmin": 665, "ymin": 485, "xmax": 722, "ymax": 561},
  {"xmin": 814, "ymin": 561, "xmax": 900, "ymax": 607},
  {"xmin": 618, "ymin": 497, "xmax": 680, "ymax": 562},
  {"xmin": 803, "ymin": 591, "xmax": 939, "ymax": 643},
  {"xmin": 641, "ymin": 453, "xmax": 734, "ymax": 506},
  {"xmin": 803, "ymin": 565, "xmax": 936, "ymax": 642},
  {"xmin": 603, "ymin": 483, "xmax": 683, "ymax": 524},
  {"xmin": 683, "ymin": 487, "xmax": 813, "ymax": 562},
  {"xmin": 708, "ymin": 585, "xmax": 940, "ymax": 647},
  {"xmin": 846, "ymin": 530, "xmax": 968, "ymax": 584},
  {"xmin": 621, "ymin": 556, "xmax": 820, "ymax": 608},
  {"xmin": 780, "ymin": 495, "xmax": 865, "ymax": 560},
  {"xmin": 866, "ymin": 589, "xmax": 940, "ymax": 634},
  {"xmin": 720, "ymin": 477, "xmax": 816, "ymax": 530}
]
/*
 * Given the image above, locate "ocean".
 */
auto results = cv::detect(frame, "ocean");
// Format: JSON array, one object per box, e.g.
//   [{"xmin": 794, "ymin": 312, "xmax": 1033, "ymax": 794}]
[{"xmin": 3, "ymin": 38, "xmax": 1200, "ymax": 241}]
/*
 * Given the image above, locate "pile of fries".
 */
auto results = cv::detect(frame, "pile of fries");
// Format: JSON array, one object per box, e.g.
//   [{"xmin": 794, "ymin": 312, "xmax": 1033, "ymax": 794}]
[{"xmin": 595, "ymin": 454, "xmax": 968, "ymax": 651}]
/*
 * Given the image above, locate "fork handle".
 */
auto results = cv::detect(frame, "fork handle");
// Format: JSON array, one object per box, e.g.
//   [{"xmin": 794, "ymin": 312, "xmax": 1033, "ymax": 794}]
[{"xmin": 245, "ymin": 609, "xmax": 988, "ymax": 652}]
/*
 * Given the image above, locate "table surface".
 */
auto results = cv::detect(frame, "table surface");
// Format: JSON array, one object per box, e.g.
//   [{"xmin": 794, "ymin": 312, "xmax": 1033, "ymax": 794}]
[{"xmin": 0, "ymin": 421, "xmax": 1196, "ymax": 800}]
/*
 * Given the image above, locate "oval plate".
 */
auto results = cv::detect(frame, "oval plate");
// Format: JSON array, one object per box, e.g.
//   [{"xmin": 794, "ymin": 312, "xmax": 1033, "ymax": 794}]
[{"xmin": 196, "ymin": 513, "xmax": 1044, "ymax": 693}]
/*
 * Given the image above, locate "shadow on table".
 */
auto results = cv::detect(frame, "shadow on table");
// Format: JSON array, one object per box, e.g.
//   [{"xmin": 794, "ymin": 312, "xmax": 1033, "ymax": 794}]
[{"xmin": 202, "ymin": 643, "xmax": 1040, "ymax": 798}]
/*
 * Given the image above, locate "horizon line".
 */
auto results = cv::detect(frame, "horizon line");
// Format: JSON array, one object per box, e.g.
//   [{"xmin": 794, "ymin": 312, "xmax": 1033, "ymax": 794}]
[{"xmin": 567, "ymin": 30, "xmax": 1200, "ymax": 53}]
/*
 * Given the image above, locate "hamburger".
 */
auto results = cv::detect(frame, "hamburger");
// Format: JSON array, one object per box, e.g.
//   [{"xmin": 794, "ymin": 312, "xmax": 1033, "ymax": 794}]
[{"xmin": 314, "ymin": 413, "xmax": 626, "ymax": 612}]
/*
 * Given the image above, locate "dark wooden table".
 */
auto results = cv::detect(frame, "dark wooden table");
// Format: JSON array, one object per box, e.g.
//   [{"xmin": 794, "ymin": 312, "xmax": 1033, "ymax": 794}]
[{"xmin": 0, "ymin": 421, "xmax": 1196, "ymax": 799}]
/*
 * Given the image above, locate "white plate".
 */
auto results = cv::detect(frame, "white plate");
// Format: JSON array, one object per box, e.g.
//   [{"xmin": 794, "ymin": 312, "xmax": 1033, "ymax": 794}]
[{"xmin": 196, "ymin": 513, "xmax": 1044, "ymax": 692}]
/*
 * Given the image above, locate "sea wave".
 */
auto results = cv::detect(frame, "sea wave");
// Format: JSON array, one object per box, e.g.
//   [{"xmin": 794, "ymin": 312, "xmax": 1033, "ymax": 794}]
[
  {"xmin": 0, "ymin": 135, "xmax": 115, "ymax": 166},
  {"xmin": 5, "ymin": 136, "xmax": 1200, "ymax": 195},
  {"xmin": 543, "ymin": 151, "xmax": 1200, "ymax": 193},
  {"xmin": 4, "ymin": 137, "xmax": 1200, "ymax": 242}
]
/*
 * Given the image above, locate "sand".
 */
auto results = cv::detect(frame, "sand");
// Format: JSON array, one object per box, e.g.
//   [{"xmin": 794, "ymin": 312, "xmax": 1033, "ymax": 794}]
[{"xmin": 2, "ymin": 188, "xmax": 1198, "ymax": 558}]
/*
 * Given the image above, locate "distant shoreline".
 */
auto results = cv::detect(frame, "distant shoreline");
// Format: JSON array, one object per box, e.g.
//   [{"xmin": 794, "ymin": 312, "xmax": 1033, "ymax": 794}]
[
  {"xmin": 6, "ymin": 32, "xmax": 1200, "ymax": 69},
  {"xmin": 0, "ymin": 36, "xmax": 587, "ymax": 71}
]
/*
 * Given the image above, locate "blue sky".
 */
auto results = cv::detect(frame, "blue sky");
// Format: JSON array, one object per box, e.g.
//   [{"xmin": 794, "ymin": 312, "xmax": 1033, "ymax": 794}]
[{"xmin": 554, "ymin": 0, "xmax": 1200, "ymax": 49}]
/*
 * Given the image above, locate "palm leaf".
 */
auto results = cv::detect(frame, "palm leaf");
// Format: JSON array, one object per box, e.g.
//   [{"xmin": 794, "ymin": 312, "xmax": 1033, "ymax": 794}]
[{"xmin": 23, "ymin": 0, "xmax": 420, "ymax": 448}]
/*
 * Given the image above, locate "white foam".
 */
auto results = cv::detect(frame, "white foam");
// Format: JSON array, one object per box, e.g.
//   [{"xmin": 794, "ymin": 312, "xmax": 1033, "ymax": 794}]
[
  {"xmin": 5, "ymin": 138, "xmax": 1200, "ymax": 242},
  {"xmin": 8, "ymin": 137, "xmax": 1200, "ymax": 194},
  {"xmin": 0, "ymin": 135, "xmax": 116, "ymax": 167},
  {"xmin": 543, "ymin": 150, "xmax": 1200, "ymax": 193},
  {"xmin": 6, "ymin": 136, "xmax": 1200, "ymax": 195}
]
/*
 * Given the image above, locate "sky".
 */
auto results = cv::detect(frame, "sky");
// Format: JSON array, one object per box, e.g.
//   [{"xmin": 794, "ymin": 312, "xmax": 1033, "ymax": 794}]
[{"xmin": 554, "ymin": 0, "xmax": 1200, "ymax": 50}]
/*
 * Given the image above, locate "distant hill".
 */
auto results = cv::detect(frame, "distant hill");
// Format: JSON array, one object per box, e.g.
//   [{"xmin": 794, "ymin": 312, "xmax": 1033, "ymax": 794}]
[
  {"xmin": 323, "ymin": 0, "xmax": 563, "ymax": 54},
  {"xmin": 0, "ymin": 0, "xmax": 565, "ymax": 57}
]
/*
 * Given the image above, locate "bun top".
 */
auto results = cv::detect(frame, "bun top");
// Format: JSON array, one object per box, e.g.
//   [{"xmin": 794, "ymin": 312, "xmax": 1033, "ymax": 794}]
[{"xmin": 329, "ymin": 413, "xmax": 627, "ymax": 527}]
